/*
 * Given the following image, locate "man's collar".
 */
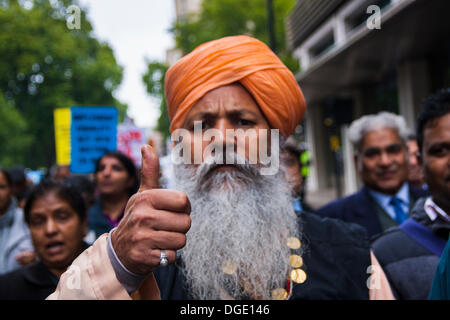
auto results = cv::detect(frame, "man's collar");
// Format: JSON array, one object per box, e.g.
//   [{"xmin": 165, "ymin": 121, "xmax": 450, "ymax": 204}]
[
  {"xmin": 424, "ymin": 197, "xmax": 450, "ymax": 223},
  {"xmin": 367, "ymin": 182, "xmax": 410, "ymax": 207},
  {"xmin": 292, "ymin": 198, "xmax": 302, "ymax": 212}
]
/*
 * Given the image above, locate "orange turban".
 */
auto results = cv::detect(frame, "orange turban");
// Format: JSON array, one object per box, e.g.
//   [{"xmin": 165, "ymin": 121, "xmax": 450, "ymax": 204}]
[{"xmin": 164, "ymin": 35, "xmax": 306, "ymax": 137}]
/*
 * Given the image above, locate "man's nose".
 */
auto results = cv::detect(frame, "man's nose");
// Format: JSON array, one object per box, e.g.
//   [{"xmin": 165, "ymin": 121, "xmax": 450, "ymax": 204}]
[
  {"xmin": 214, "ymin": 119, "xmax": 236, "ymax": 146},
  {"xmin": 379, "ymin": 151, "xmax": 392, "ymax": 167}
]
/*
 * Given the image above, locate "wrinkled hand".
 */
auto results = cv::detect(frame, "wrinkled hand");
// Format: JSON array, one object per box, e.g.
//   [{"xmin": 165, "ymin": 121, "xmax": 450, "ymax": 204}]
[
  {"xmin": 111, "ymin": 145, "xmax": 191, "ymax": 275},
  {"xmin": 15, "ymin": 250, "xmax": 36, "ymax": 266}
]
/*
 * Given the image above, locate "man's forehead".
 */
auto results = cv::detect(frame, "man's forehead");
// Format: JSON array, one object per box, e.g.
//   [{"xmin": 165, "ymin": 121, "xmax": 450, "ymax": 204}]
[
  {"xmin": 186, "ymin": 84, "xmax": 265, "ymax": 119},
  {"xmin": 424, "ymin": 113, "xmax": 450, "ymax": 132},
  {"xmin": 423, "ymin": 113, "xmax": 450, "ymax": 143},
  {"xmin": 361, "ymin": 127, "xmax": 402, "ymax": 147},
  {"xmin": 190, "ymin": 106, "xmax": 259, "ymax": 118}
]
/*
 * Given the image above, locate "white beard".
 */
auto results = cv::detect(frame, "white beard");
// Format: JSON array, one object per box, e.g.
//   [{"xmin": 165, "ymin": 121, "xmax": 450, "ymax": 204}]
[{"xmin": 173, "ymin": 155, "xmax": 301, "ymax": 300}]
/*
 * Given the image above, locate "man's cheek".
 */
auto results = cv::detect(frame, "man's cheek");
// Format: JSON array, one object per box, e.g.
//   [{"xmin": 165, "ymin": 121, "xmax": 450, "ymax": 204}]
[
  {"xmin": 423, "ymin": 163, "xmax": 436, "ymax": 187},
  {"xmin": 241, "ymin": 138, "xmax": 256, "ymax": 162}
]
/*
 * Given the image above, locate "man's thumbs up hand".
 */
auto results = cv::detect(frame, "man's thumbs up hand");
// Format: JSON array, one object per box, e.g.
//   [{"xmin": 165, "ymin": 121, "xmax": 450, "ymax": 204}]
[
  {"xmin": 138, "ymin": 144, "xmax": 160, "ymax": 192},
  {"xmin": 111, "ymin": 145, "xmax": 191, "ymax": 275}
]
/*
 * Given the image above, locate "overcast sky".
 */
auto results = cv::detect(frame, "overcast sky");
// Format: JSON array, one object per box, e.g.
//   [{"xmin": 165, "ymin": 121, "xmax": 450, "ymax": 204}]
[{"xmin": 78, "ymin": 0, "xmax": 175, "ymax": 129}]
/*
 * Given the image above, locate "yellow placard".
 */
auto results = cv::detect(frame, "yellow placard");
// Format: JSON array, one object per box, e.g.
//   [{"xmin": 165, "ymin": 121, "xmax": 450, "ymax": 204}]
[{"xmin": 54, "ymin": 108, "xmax": 71, "ymax": 165}]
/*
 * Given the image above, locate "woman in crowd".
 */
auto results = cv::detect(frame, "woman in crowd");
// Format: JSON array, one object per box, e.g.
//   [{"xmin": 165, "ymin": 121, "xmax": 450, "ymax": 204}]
[
  {"xmin": 89, "ymin": 152, "xmax": 138, "ymax": 238},
  {"xmin": 0, "ymin": 169, "xmax": 34, "ymax": 275},
  {"xmin": 0, "ymin": 179, "xmax": 88, "ymax": 299}
]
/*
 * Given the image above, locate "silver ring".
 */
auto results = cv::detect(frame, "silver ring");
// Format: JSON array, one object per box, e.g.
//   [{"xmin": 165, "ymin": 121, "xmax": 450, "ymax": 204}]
[{"xmin": 159, "ymin": 250, "xmax": 168, "ymax": 267}]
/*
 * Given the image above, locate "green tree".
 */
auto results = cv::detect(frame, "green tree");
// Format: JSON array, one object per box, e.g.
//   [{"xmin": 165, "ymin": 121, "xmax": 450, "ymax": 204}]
[
  {"xmin": 0, "ymin": 92, "xmax": 32, "ymax": 167},
  {"xmin": 142, "ymin": 61, "xmax": 170, "ymax": 142},
  {"xmin": 172, "ymin": 0, "xmax": 298, "ymax": 72},
  {"xmin": 0, "ymin": 0, "xmax": 126, "ymax": 169}
]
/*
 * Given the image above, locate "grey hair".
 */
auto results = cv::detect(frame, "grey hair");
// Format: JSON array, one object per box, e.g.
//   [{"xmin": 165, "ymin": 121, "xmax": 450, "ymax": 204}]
[{"xmin": 348, "ymin": 112, "xmax": 410, "ymax": 153}]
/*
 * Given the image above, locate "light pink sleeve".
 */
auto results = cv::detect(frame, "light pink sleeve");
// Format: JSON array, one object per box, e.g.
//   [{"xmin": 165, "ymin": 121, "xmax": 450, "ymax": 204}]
[
  {"xmin": 46, "ymin": 234, "xmax": 131, "ymax": 300},
  {"xmin": 369, "ymin": 251, "xmax": 396, "ymax": 300}
]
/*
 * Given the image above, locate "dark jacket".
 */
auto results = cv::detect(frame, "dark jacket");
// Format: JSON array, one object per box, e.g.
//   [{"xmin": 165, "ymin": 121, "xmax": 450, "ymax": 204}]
[
  {"xmin": 0, "ymin": 261, "xmax": 58, "ymax": 300},
  {"xmin": 154, "ymin": 211, "xmax": 371, "ymax": 300},
  {"xmin": 371, "ymin": 198, "xmax": 450, "ymax": 300},
  {"xmin": 317, "ymin": 185, "xmax": 428, "ymax": 239}
]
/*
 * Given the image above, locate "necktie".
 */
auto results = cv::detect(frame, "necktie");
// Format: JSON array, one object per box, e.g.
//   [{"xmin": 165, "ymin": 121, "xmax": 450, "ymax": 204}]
[{"xmin": 390, "ymin": 197, "xmax": 408, "ymax": 224}]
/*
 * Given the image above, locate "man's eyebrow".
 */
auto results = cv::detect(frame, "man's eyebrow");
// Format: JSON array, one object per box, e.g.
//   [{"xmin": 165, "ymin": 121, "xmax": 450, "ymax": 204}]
[
  {"xmin": 188, "ymin": 111, "xmax": 217, "ymax": 119},
  {"xmin": 386, "ymin": 143, "xmax": 403, "ymax": 148},
  {"xmin": 427, "ymin": 141, "xmax": 450, "ymax": 149},
  {"xmin": 187, "ymin": 109, "xmax": 256, "ymax": 120},
  {"xmin": 226, "ymin": 109, "xmax": 257, "ymax": 117},
  {"xmin": 363, "ymin": 146, "xmax": 381, "ymax": 153},
  {"xmin": 363, "ymin": 143, "xmax": 402, "ymax": 151}
]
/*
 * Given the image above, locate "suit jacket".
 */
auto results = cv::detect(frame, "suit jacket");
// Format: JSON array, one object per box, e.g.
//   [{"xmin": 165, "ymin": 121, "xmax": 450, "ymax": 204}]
[{"xmin": 317, "ymin": 185, "xmax": 428, "ymax": 239}]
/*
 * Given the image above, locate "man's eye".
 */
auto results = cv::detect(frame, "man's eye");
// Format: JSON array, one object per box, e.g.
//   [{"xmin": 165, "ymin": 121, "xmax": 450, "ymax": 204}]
[
  {"xmin": 56, "ymin": 214, "xmax": 69, "ymax": 221},
  {"xmin": 429, "ymin": 146, "xmax": 449, "ymax": 157},
  {"xmin": 201, "ymin": 121, "xmax": 210, "ymax": 129},
  {"xmin": 386, "ymin": 144, "xmax": 403, "ymax": 154},
  {"xmin": 190, "ymin": 120, "xmax": 208, "ymax": 131},
  {"xmin": 238, "ymin": 119, "xmax": 254, "ymax": 126},
  {"xmin": 364, "ymin": 149, "xmax": 380, "ymax": 158}
]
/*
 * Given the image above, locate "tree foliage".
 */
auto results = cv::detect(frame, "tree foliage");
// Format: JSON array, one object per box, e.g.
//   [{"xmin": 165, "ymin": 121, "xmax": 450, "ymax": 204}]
[
  {"xmin": 142, "ymin": 61, "xmax": 170, "ymax": 142},
  {"xmin": 0, "ymin": 92, "xmax": 32, "ymax": 167},
  {"xmin": 172, "ymin": 0, "xmax": 298, "ymax": 71},
  {"xmin": 0, "ymin": 0, "xmax": 126, "ymax": 169}
]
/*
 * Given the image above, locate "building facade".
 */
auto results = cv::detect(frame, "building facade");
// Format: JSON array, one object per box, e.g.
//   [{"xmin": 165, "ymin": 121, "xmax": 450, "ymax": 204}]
[{"xmin": 287, "ymin": 0, "xmax": 450, "ymax": 206}]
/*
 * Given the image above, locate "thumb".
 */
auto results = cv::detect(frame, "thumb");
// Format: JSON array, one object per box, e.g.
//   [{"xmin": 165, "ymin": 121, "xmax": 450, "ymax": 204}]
[{"xmin": 138, "ymin": 144, "xmax": 160, "ymax": 192}]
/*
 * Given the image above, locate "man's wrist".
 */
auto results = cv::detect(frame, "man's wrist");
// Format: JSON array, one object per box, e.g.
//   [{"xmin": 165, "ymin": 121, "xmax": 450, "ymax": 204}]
[{"xmin": 106, "ymin": 227, "xmax": 150, "ymax": 294}]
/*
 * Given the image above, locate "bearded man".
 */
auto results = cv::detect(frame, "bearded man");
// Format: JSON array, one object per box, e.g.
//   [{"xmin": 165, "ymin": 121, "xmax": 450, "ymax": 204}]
[{"xmin": 48, "ymin": 35, "xmax": 393, "ymax": 300}]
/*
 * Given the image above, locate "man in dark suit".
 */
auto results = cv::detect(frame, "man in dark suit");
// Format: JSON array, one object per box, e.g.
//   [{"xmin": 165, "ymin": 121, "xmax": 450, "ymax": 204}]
[{"xmin": 318, "ymin": 112, "xmax": 428, "ymax": 239}]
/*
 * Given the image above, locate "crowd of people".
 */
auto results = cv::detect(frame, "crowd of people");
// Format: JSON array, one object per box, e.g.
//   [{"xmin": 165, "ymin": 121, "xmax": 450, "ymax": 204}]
[{"xmin": 0, "ymin": 35, "xmax": 449, "ymax": 300}]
